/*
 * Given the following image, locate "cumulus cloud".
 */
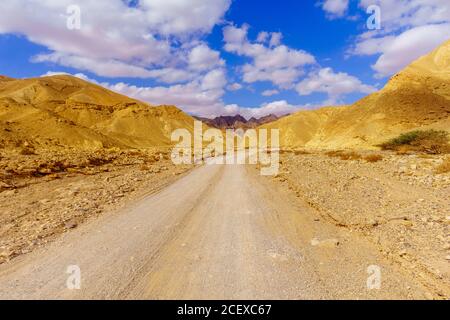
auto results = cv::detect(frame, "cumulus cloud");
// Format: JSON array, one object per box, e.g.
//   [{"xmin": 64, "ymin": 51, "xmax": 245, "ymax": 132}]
[
  {"xmin": 188, "ymin": 44, "xmax": 225, "ymax": 71},
  {"xmin": 0, "ymin": 0, "xmax": 231, "ymax": 80},
  {"xmin": 222, "ymin": 100, "xmax": 301, "ymax": 119},
  {"xmin": 107, "ymin": 76, "xmax": 226, "ymax": 117},
  {"xmin": 42, "ymin": 70, "xmax": 302, "ymax": 119},
  {"xmin": 370, "ymin": 24, "xmax": 450, "ymax": 77},
  {"xmin": 140, "ymin": 0, "xmax": 232, "ymax": 36},
  {"xmin": 227, "ymin": 83, "xmax": 243, "ymax": 91},
  {"xmin": 107, "ymin": 77, "xmax": 299, "ymax": 119},
  {"xmin": 358, "ymin": 0, "xmax": 450, "ymax": 32},
  {"xmin": 296, "ymin": 68, "xmax": 376, "ymax": 104},
  {"xmin": 223, "ymin": 24, "xmax": 316, "ymax": 88},
  {"xmin": 262, "ymin": 89, "xmax": 280, "ymax": 97},
  {"xmin": 269, "ymin": 32, "xmax": 283, "ymax": 47},
  {"xmin": 321, "ymin": 0, "xmax": 350, "ymax": 18},
  {"xmin": 347, "ymin": 0, "xmax": 450, "ymax": 77}
]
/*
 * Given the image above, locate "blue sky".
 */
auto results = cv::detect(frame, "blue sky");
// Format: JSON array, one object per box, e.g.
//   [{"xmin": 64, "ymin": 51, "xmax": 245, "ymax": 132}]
[{"xmin": 0, "ymin": 0, "xmax": 449, "ymax": 118}]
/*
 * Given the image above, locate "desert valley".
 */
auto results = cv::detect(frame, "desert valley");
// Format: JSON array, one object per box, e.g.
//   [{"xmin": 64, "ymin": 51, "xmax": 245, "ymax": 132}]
[{"xmin": 0, "ymin": 34, "xmax": 449, "ymax": 300}]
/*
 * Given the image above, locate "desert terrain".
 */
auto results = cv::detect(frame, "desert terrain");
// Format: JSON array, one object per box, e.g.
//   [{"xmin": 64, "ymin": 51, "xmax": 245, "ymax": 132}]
[{"xmin": 0, "ymin": 40, "xmax": 449, "ymax": 299}]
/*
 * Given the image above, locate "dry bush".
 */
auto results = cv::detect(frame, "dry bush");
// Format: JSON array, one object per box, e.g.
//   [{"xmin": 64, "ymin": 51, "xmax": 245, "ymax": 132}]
[
  {"xmin": 379, "ymin": 130, "xmax": 450, "ymax": 154},
  {"xmin": 20, "ymin": 146, "xmax": 36, "ymax": 155},
  {"xmin": 339, "ymin": 152, "xmax": 362, "ymax": 161},
  {"xmin": 325, "ymin": 150, "xmax": 343, "ymax": 157},
  {"xmin": 325, "ymin": 150, "xmax": 362, "ymax": 161},
  {"xmin": 140, "ymin": 164, "xmax": 151, "ymax": 171},
  {"xmin": 364, "ymin": 154, "xmax": 383, "ymax": 163},
  {"xmin": 436, "ymin": 158, "xmax": 450, "ymax": 174},
  {"xmin": 280, "ymin": 149, "xmax": 310, "ymax": 155}
]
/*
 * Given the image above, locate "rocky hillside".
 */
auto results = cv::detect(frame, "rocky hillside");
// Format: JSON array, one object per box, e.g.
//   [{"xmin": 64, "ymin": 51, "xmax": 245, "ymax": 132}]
[
  {"xmin": 0, "ymin": 75, "xmax": 196, "ymax": 151},
  {"xmin": 262, "ymin": 40, "xmax": 450, "ymax": 150}
]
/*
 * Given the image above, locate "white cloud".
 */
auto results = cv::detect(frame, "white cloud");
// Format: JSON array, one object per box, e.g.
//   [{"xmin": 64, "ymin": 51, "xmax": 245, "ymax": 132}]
[
  {"xmin": 223, "ymin": 24, "xmax": 316, "ymax": 88},
  {"xmin": 42, "ymin": 70, "xmax": 307, "ymax": 119},
  {"xmin": 358, "ymin": 0, "xmax": 450, "ymax": 32},
  {"xmin": 296, "ymin": 68, "xmax": 376, "ymax": 104},
  {"xmin": 223, "ymin": 100, "xmax": 302, "ymax": 119},
  {"xmin": 262, "ymin": 89, "xmax": 280, "ymax": 97},
  {"xmin": 256, "ymin": 31, "xmax": 269, "ymax": 43},
  {"xmin": 346, "ymin": 0, "xmax": 450, "ymax": 77},
  {"xmin": 140, "ymin": 0, "xmax": 232, "ymax": 36},
  {"xmin": 188, "ymin": 44, "xmax": 225, "ymax": 71},
  {"xmin": 201, "ymin": 69, "xmax": 227, "ymax": 91},
  {"xmin": 321, "ymin": 0, "xmax": 349, "ymax": 18},
  {"xmin": 227, "ymin": 83, "xmax": 243, "ymax": 91},
  {"xmin": 242, "ymin": 64, "xmax": 303, "ymax": 89},
  {"xmin": 0, "ymin": 0, "xmax": 231, "ymax": 80},
  {"xmin": 269, "ymin": 32, "xmax": 283, "ymax": 47},
  {"xmin": 107, "ymin": 78, "xmax": 226, "ymax": 117},
  {"xmin": 370, "ymin": 24, "xmax": 450, "ymax": 77}
]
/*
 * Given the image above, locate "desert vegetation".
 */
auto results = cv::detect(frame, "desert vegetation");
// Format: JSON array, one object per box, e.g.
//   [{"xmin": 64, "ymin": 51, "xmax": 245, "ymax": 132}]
[
  {"xmin": 436, "ymin": 157, "xmax": 450, "ymax": 174},
  {"xmin": 364, "ymin": 154, "xmax": 383, "ymax": 163},
  {"xmin": 379, "ymin": 130, "xmax": 450, "ymax": 154},
  {"xmin": 325, "ymin": 150, "xmax": 362, "ymax": 161}
]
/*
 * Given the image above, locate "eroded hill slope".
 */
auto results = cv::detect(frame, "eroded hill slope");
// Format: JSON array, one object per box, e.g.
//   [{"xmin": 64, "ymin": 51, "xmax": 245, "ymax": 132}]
[
  {"xmin": 263, "ymin": 40, "xmax": 450, "ymax": 149},
  {"xmin": 0, "ymin": 75, "xmax": 195, "ymax": 150}
]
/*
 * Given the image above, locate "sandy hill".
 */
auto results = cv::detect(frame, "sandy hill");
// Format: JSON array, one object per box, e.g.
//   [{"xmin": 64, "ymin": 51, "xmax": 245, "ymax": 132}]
[
  {"xmin": 262, "ymin": 40, "xmax": 450, "ymax": 150},
  {"xmin": 0, "ymin": 75, "xmax": 196, "ymax": 150}
]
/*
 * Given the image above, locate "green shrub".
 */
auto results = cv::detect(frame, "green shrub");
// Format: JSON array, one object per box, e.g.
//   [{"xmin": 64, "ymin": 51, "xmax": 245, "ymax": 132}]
[{"xmin": 378, "ymin": 130, "xmax": 450, "ymax": 154}]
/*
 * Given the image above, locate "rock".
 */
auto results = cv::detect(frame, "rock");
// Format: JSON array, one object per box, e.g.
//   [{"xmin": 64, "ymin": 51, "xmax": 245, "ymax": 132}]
[
  {"xmin": 398, "ymin": 249, "xmax": 408, "ymax": 257},
  {"xmin": 1, "ymin": 190, "xmax": 16, "ymax": 196},
  {"xmin": 64, "ymin": 220, "xmax": 78, "ymax": 229},
  {"xmin": 311, "ymin": 238, "xmax": 340, "ymax": 248},
  {"xmin": 0, "ymin": 249, "xmax": 12, "ymax": 258},
  {"xmin": 38, "ymin": 168, "xmax": 52, "ymax": 174},
  {"xmin": 0, "ymin": 181, "xmax": 14, "ymax": 192},
  {"xmin": 152, "ymin": 167, "xmax": 161, "ymax": 174}
]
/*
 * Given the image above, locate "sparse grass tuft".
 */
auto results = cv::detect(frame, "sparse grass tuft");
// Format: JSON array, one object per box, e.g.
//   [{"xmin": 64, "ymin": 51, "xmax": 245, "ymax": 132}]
[
  {"xmin": 326, "ymin": 150, "xmax": 362, "ymax": 161},
  {"xmin": 378, "ymin": 130, "xmax": 450, "ymax": 154},
  {"xmin": 364, "ymin": 154, "xmax": 383, "ymax": 163},
  {"xmin": 435, "ymin": 157, "xmax": 450, "ymax": 174},
  {"xmin": 325, "ymin": 150, "xmax": 343, "ymax": 157}
]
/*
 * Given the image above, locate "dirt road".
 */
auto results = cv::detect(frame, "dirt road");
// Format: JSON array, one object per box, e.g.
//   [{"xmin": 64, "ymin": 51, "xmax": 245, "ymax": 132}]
[{"xmin": 0, "ymin": 161, "xmax": 435, "ymax": 299}]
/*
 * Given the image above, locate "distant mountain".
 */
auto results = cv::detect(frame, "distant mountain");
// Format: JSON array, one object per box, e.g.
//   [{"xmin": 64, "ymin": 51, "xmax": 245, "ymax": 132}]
[
  {"xmin": 262, "ymin": 39, "xmax": 450, "ymax": 149},
  {"xmin": 194, "ymin": 114, "xmax": 280, "ymax": 129},
  {"xmin": 0, "ymin": 76, "xmax": 14, "ymax": 82}
]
